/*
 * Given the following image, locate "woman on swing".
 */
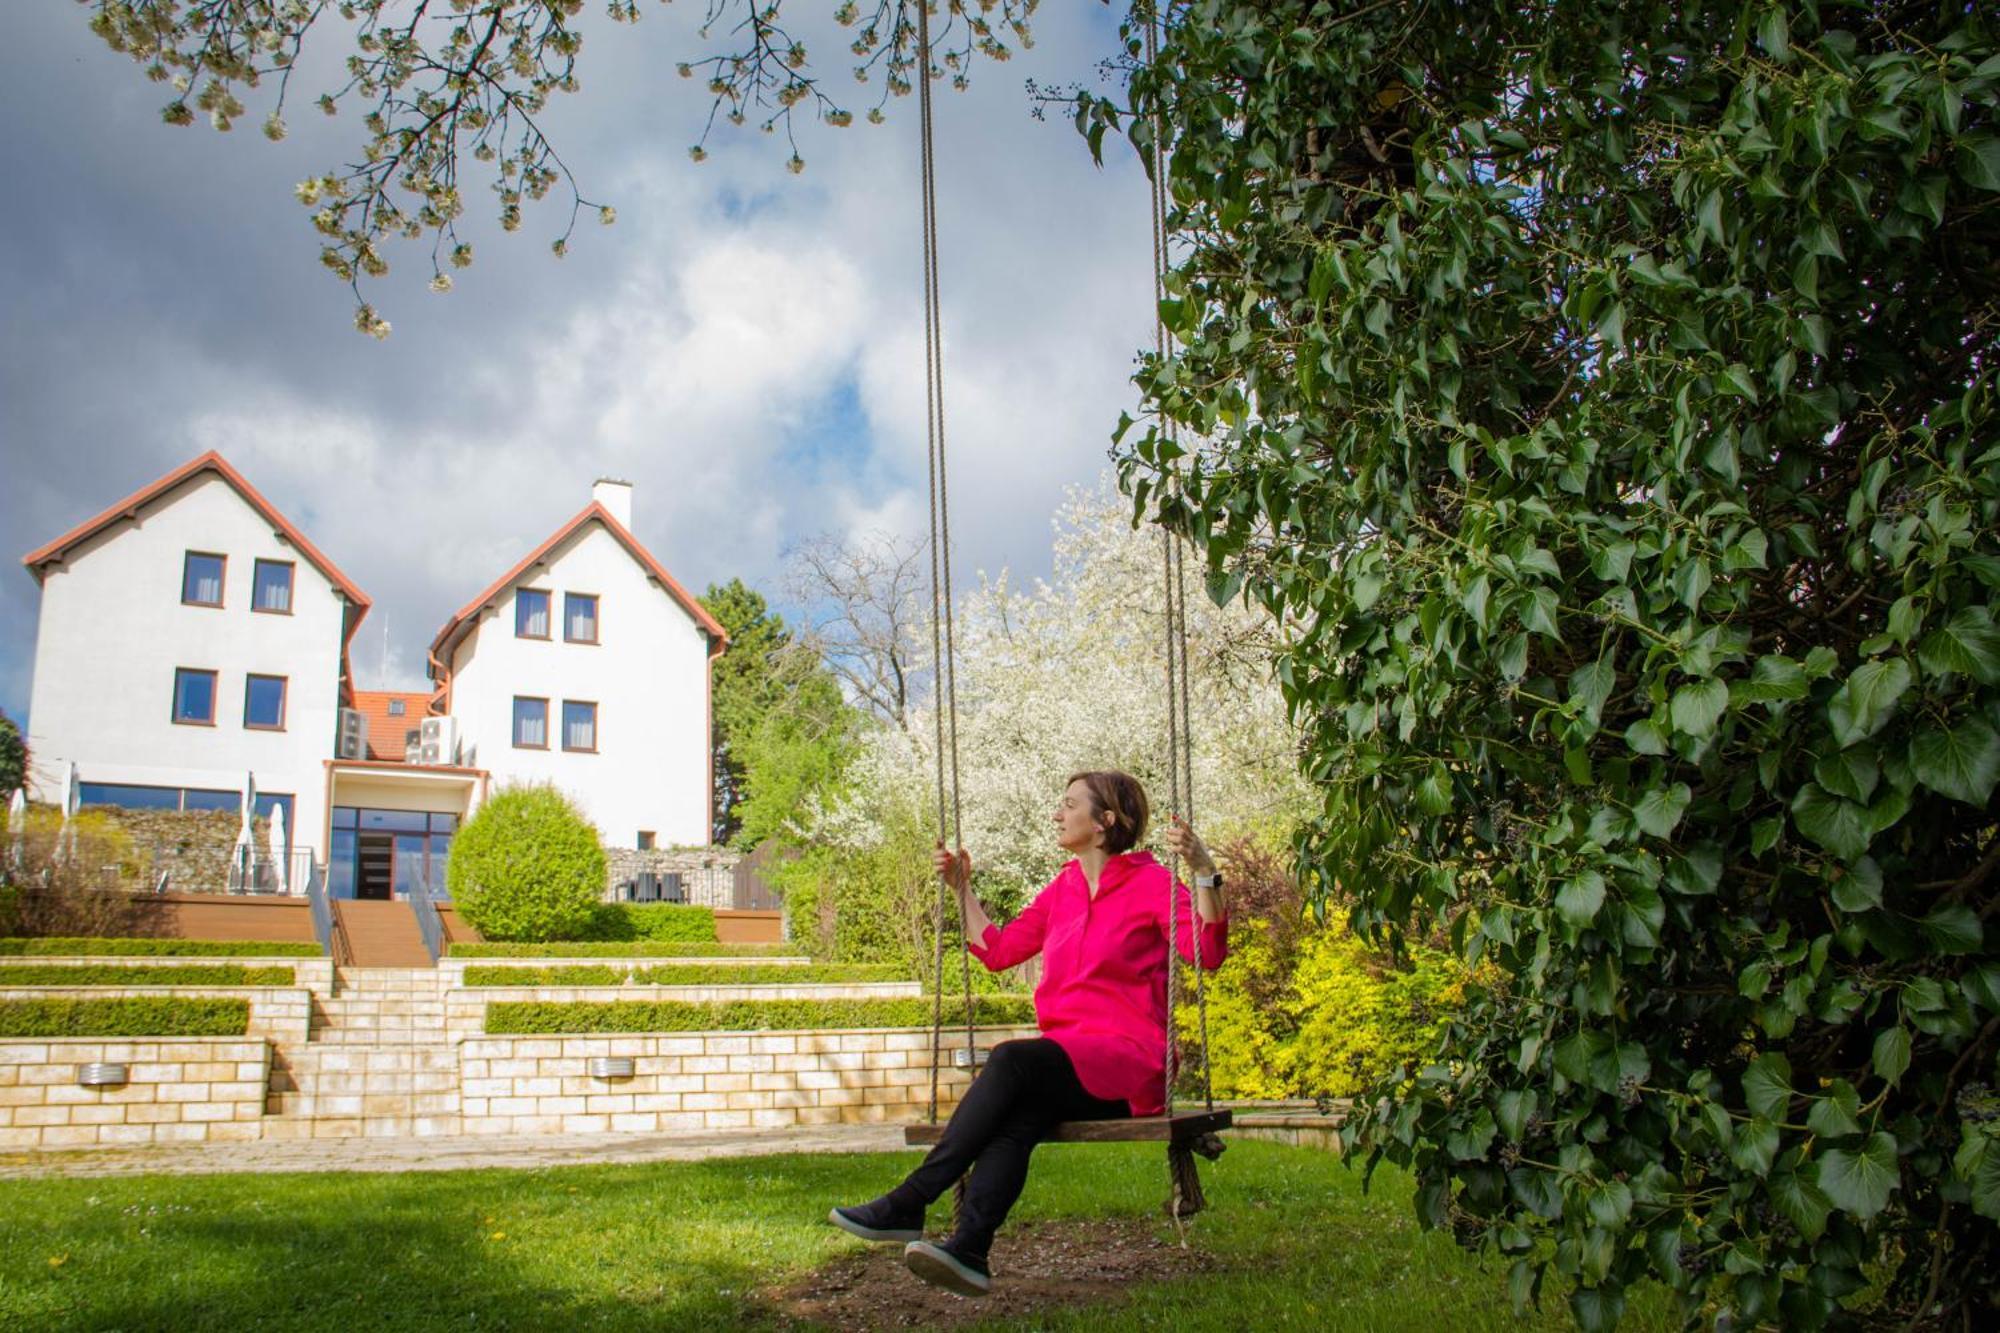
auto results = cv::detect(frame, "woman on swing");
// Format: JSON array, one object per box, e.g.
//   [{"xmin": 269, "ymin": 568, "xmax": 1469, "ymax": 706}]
[{"xmin": 829, "ymin": 769, "xmax": 1228, "ymax": 1297}]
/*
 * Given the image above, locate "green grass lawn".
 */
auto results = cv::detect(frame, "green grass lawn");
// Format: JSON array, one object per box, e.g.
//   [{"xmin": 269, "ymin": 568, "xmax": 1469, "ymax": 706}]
[{"xmin": 0, "ymin": 1142, "xmax": 1680, "ymax": 1331}]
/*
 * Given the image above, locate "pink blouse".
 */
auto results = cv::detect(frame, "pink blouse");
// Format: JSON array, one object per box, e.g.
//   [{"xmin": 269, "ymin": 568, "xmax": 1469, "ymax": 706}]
[{"xmin": 967, "ymin": 850, "xmax": 1228, "ymax": 1116}]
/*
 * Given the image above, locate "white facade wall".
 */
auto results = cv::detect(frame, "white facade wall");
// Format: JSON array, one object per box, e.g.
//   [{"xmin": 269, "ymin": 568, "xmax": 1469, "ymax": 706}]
[
  {"xmin": 23, "ymin": 473, "xmax": 349, "ymax": 855},
  {"xmin": 445, "ymin": 522, "xmax": 711, "ymax": 848}
]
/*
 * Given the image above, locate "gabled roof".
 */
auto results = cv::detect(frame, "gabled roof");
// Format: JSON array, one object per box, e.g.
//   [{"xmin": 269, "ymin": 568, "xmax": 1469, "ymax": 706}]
[
  {"xmin": 21, "ymin": 450, "xmax": 374, "ymax": 617},
  {"xmin": 429, "ymin": 501, "xmax": 727, "ymax": 664},
  {"xmin": 349, "ymin": 689, "xmax": 434, "ymax": 762}
]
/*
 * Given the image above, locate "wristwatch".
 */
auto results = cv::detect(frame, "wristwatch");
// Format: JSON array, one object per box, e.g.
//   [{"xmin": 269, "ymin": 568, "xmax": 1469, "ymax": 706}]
[{"xmin": 1193, "ymin": 871, "xmax": 1223, "ymax": 890}]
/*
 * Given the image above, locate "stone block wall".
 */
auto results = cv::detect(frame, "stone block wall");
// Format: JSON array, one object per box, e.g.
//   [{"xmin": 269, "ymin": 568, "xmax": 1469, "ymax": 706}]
[
  {"xmin": 455, "ymin": 1025, "xmax": 1038, "ymax": 1136},
  {"xmin": 442, "ymin": 982, "xmax": 925, "ymax": 1036},
  {"xmin": 0, "ymin": 1038, "xmax": 270, "ymax": 1149},
  {"xmin": 600, "ymin": 846, "xmax": 738, "ymax": 900},
  {"xmin": 0, "ymin": 988, "xmax": 312, "ymax": 1047}
]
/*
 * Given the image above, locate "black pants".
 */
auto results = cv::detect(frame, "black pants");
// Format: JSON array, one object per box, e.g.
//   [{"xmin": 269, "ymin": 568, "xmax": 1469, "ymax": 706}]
[{"xmin": 887, "ymin": 1038, "xmax": 1129, "ymax": 1258}]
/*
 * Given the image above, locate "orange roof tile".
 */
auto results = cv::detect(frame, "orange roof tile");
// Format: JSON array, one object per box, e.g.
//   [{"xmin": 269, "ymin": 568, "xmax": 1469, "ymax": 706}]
[
  {"xmin": 348, "ymin": 689, "xmax": 434, "ymax": 762},
  {"xmin": 429, "ymin": 501, "xmax": 728, "ymax": 665}
]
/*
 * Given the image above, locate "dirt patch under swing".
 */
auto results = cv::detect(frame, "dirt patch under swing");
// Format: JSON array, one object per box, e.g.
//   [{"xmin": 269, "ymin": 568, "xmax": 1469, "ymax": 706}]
[{"xmin": 762, "ymin": 1215, "xmax": 1223, "ymax": 1330}]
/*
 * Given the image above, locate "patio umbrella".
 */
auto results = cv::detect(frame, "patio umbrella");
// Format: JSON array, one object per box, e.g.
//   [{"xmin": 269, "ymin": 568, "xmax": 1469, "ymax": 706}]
[
  {"xmin": 6, "ymin": 786, "xmax": 23, "ymax": 875},
  {"xmin": 232, "ymin": 771, "xmax": 256, "ymax": 891},
  {"xmin": 56, "ymin": 761, "xmax": 79, "ymax": 866},
  {"xmin": 268, "ymin": 802, "xmax": 288, "ymax": 894}
]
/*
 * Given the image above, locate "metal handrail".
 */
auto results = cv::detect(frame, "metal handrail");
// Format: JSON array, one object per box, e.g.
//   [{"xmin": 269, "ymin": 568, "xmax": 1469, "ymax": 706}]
[
  {"xmin": 407, "ymin": 866, "xmax": 446, "ymax": 964},
  {"xmin": 304, "ymin": 861, "xmax": 352, "ymax": 966}
]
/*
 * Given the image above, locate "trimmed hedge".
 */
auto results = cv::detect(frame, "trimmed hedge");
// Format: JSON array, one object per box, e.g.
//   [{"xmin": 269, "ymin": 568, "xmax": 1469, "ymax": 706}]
[
  {"xmin": 448, "ymin": 941, "xmax": 792, "ymax": 959},
  {"xmin": 462, "ymin": 965, "xmax": 625, "ymax": 988},
  {"xmin": 460, "ymin": 963, "xmax": 905, "ymax": 988},
  {"xmin": 0, "ymin": 938, "xmax": 320, "ymax": 958},
  {"xmin": 0, "ymin": 965, "xmax": 296, "ymax": 987},
  {"xmin": 0, "ymin": 997, "xmax": 252, "ymax": 1038},
  {"xmin": 485, "ymin": 996, "xmax": 1036, "ymax": 1034},
  {"xmin": 630, "ymin": 964, "xmax": 902, "ymax": 987},
  {"xmin": 576, "ymin": 903, "xmax": 719, "ymax": 943}
]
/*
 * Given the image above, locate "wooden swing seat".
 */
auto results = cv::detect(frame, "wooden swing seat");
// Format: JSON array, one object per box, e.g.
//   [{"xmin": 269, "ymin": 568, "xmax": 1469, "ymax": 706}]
[{"xmin": 903, "ymin": 1109, "xmax": 1231, "ymax": 1147}]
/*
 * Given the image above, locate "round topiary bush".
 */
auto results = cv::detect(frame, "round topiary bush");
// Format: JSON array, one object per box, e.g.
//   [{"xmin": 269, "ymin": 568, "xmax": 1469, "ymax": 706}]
[{"xmin": 447, "ymin": 785, "xmax": 607, "ymax": 943}]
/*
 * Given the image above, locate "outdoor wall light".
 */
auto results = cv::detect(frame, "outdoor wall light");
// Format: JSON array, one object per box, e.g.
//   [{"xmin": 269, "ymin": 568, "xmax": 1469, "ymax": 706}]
[
  {"xmin": 588, "ymin": 1057, "xmax": 636, "ymax": 1080},
  {"xmin": 77, "ymin": 1063, "xmax": 129, "ymax": 1088}
]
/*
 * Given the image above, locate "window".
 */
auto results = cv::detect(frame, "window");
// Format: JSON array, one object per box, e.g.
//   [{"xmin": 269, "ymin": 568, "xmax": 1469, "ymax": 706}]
[
  {"xmin": 564, "ymin": 593, "xmax": 599, "ymax": 644},
  {"xmin": 183, "ymin": 787, "xmax": 239, "ymax": 811},
  {"xmin": 252, "ymin": 559, "xmax": 294, "ymax": 614},
  {"xmin": 637, "ymin": 831, "xmax": 655, "ymax": 851},
  {"xmin": 244, "ymin": 674, "xmax": 287, "ymax": 730},
  {"xmin": 562, "ymin": 700, "xmax": 598, "ymax": 753},
  {"xmin": 79, "ymin": 782, "xmax": 181, "ymax": 811},
  {"xmin": 515, "ymin": 589, "xmax": 551, "ymax": 639},
  {"xmin": 182, "ymin": 552, "xmax": 224, "ymax": 607},
  {"xmin": 387, "ymin": 699, "xmax": 406, "ymax": 717},
  {"xmin": 512, "ymin": 696, "xmax": 549, "ymax": 748},
  {"xmin": 172, "ymin": 668, "xmax": 218, "ymax": 724}
]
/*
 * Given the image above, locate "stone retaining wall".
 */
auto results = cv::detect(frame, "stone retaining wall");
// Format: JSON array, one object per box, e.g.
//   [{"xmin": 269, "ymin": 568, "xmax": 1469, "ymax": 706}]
[
  {"xmin": 0, "ymin": 988, "xmax": 312, "ymax": 1047},
  {"xmin": 0, "ymin": 1038, "xmax": 270, "ymax": 1149},
  {"xmin": 443, "ymin": 983, "xmax": 924, "ymax": 1036},
  {"xmin": 456, "ymin": 1025, "xmax": 1039, "ymax": 1136}
]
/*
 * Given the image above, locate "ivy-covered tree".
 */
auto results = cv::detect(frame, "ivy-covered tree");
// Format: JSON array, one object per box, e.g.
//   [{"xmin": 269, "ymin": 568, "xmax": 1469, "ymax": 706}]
[
  {"xmin": 0, "ymin": 710, "xmax": 25, "ymax": 800},
  {"xmin": 1078, "ymin": 2, "xmax": 2000, "ymax": 1327}
]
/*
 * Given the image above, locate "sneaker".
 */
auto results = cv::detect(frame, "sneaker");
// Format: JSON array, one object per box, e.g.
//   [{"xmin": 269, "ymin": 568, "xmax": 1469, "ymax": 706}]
[
  {"xmin": 903, "ymin": 1239, "xmax": 992, "ymax": 1297},
  {"xmin": 827, "ymin": 1196, "xmax": 923, "ymax": 1243}
]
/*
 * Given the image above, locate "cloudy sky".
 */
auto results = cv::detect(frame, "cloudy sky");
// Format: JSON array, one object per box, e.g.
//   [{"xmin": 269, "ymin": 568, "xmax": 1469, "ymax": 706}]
[{"xmin": 0, "ymin": 3, "xmax": 1155, "ymax": 726}]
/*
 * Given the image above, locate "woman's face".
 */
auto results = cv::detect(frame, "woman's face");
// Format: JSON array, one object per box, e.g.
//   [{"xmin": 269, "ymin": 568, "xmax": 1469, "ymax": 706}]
[{"xmin": 1054, "ymin": 779, "xmax": 1107, "ymax": 853}]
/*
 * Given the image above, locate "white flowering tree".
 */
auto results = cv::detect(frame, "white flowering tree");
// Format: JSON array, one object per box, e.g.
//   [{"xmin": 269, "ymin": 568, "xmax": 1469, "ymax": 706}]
[{"xmin": 811, "ymin": 478, "xmax": 1307, "ymax": 916}]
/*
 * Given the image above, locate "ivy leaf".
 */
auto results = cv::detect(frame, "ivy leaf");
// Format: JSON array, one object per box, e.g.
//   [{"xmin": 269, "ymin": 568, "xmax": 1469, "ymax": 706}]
[
  {"xmin": 1871, "ymin": 1026, "xmax": 1911, "ymax": 1086},
  {"xmin": 1556, "ymin": 870, "xmax": 1607, "ymax": 929},
  {"xmin": 1743, "ymin": 1052, "xmax": 1793, "ymax": 1121},
  {"xmin": 1495, "ymin": 1089, "xmax": 1535, "ymax": 1141},
  {"xmin": 1918, "ymin": 905, "xmax": 1984, "ymax": 956},
  {"xmin": 1631, "ymin": 783, "xmax": 1691, "ymax": 837},
  {"xmin": 1817, "ymin": 1133, "xmax": 1900, "ymax": 1219},
  {"xmin": 1917, "ymin": 606, "xmax": 2000, "ymax": 683},
  {"xmin": 1769, "ymin": 1166, "xmax": 1832, "ymax": 1243},
  {"xmin": 1806, "ymin": 1081, "xmax": 1862, "ymax": 1138},
  {"xmin": 1829, "ymin": 857, "xmax": 1883, "ymax": 912},
  {"xmin": 1735, "ymin": 654, "xmax": 1808, "ymax": 704},
  {"xmin": 1791, "ymin": 783, "xmax": 1872, "ymax": 862},
  {"xmin": 1569, "ymin": 1285, "xmax": 1626, "ymax": 1333},
  {"xmin": 1729, "ymin": 1116, "xmax": 1781, "ymax": 1176},
  {"xmin": 1908, "ymin": 717, "xmax": 2000, "ymax": 805},
  {"xmin": 1416, "ymin": 768, "xmax": 1454, "ymax": 816},
  {"xmin": 1956, "ymin": 135, "xmax": 2000, "ymax": 193},
  {"xmin": 1568, "ymin": 657, "xmax": 1616, "ymax": 728},
  {"xmin": 1826, "ymin": 659, "xmax": 1911, "ymax": 747},
  {"xmin": 1814, "ymin": 746, "xmax": 1879, "ymax": 803},
  {"xmin": 1670, "ymin": 678, "xmax": 1729, "ymax": 738}
]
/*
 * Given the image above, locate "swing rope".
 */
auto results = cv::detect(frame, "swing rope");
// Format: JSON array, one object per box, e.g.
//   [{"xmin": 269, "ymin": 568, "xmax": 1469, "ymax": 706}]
[
  {"xmin": 917, "ymin": 0, "xmax": 975, "ymax": 1127},
  {"xmin": 904, "ymin": 0, "xmax": 1226, "ymax": 1226}
]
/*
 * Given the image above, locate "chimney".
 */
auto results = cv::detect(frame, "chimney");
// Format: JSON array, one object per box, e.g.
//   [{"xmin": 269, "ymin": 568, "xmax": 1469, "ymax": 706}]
[{"xmin": 593, "ymin": 477, "xmax": 633, "ymax": 529}]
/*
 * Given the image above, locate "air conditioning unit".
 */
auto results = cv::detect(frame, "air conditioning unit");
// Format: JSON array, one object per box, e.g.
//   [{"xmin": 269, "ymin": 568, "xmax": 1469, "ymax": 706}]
[
  {"xmin": 418, "ymin": 715, "xmax": 459, "ymax": 766},
  {"xmin": 336, "ymin": 707, "xmax": 368, "ymax": 760}
]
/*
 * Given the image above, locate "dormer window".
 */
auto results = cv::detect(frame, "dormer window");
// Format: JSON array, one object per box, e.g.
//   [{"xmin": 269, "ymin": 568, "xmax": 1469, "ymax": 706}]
[
  {"xmin": 515, "ymin": 588, "xmax": 551, "ymax": 639},
  {"xmin": 388, "ymin": 699, "xmax": 406, "ymax": 717},
  {"xmin": 182, "ymin": 552, "xmax": 225, "ymax": 607}
]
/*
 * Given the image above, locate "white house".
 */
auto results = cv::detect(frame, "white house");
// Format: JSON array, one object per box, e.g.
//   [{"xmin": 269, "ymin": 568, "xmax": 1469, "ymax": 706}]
[
  {"xmin": 19, "ymin": 451, "xmax": 372, "ymax": 874},
  {"xmin": 428, "ymin": 479, "xmax": 728, "ymax": 851},
  {"xmin": 19, "ymin": 455, "xmax": 726, "ymax": 902}
]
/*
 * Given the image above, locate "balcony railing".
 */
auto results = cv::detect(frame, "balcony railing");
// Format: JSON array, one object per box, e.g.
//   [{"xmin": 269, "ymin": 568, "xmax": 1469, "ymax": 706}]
[{"xmin": 223, "ymin": 847, "xmax": 318, "ymax": 896}]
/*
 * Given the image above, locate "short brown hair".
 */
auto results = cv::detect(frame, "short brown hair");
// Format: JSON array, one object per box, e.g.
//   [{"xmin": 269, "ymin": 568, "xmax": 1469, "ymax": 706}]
[{"xmin": 1066, "ymin": 770, "xmax": 1151, "ymax": 856}]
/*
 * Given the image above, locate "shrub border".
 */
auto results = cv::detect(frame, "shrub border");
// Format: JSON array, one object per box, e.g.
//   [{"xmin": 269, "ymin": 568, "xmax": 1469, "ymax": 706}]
[
  {"xmin": 0, "ymin": 997, "xmax": 253, "ymax": 1038},
  {"xmin": 485, "ymin": 996, "xmax": 1035, "ymax": 1034}
]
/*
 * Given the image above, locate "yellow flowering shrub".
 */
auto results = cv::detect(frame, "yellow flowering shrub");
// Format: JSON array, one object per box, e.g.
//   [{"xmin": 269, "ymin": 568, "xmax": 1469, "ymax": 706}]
[{"xmin": 1180, "ymin": 913, "xmax": 1477, "ymax": 1101}]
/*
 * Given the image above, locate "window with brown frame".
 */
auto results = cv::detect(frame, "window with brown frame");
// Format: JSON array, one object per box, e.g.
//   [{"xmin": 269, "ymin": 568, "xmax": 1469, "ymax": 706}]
[
  {"xmin": 515, "ymin": 589, "xmax": 551, "ymax": 639},
  {"xmin": 244, "ymin": 675, "xmax": 288, "ymax": 731},
  {"xmin": 564, "ymin": 592, "xmax": 599, "ymax": 644},
  {"xmin": 181, "ymin": 552, "xmax": 225, "ymax": 607},
  {"xmin": 252, "ymin": 559, "xmax": 294, "ymax": 614},
  {"xmin": 562, "ymin": 700, "xmax": 598, "ymax": 753},
  {"xmin": 171, "ymin": 668, "xmax": 218, "ymax": 725},
  {"xmin": 512, "ymin": 696, "xmax": 549, "ymax": 749}
]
